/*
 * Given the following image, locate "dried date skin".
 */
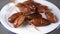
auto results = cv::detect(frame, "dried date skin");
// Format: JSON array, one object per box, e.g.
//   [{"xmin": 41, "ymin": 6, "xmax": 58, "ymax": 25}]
[
  {"xmin": 8, "ymin": 12, "xmax": 21, "ymax": 23},
  {"xmin": 16, "ymin": 3, "xmax": 24, "ymax": 9},
  {"xmin": 26, "ymin": 13, "xmax": 42, "ymax": 20},
  {"xmin": 23, "ymin": 0, "xmax": 39, "ymax": 11},
  {"xmin": 13, "ymin": 15, "xmax": 25, "ymax": 28},
  {"xmin": 16, "ymin": 3, "xmax": 31, "ymax": 15},
  {"xmin": 37, "ymin": 5, "xmax": 48, "ymax": 13},
  {"xmin": 29, "ymin": 18, "xmax": 50, "ymax": 26},
  {"xmin": 45, "ymin": 12, "xmax": 57, "ymax": 23},
  {"xmin": 21, "ymin": 7, "xmax": 31, "ymax": 15}
]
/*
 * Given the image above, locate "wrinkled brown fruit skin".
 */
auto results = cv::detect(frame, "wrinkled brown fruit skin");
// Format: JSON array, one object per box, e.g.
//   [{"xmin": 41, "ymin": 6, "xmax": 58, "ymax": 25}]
[
  {"xmin": 16, "ymin": 3, "xmax": 31, "ymax": 15},
  {"xmin": 37, "ymin": 5, "xmax": 48, "ymax": 13},
  {"xmin": 29, "ymin": 18, "xmax": 50, "ymax": 26},
  {"xmin": 21, "ymin": 7, "xmax": 31, "ymax": 15},
  {"xmin": 13, "ymin": 15, "xmax": 25, "ymax": 28},
  {"xmin": 8, "ymin": 13, "xmax": 20, "ymax": 23},
  {"xmin": 23, "ymin": 1, "xmax": 37, "ymax": 11},
  {"xmin": 45, "ymin": 12, "xmax": 57, "ymax": 23},
  {"xmin": 26, "ymin": 13, "xmax": 42, "ymax": 20},
  {"xmin": 16, "ymin": 3, "xmax": 24, "ymax": 8}
]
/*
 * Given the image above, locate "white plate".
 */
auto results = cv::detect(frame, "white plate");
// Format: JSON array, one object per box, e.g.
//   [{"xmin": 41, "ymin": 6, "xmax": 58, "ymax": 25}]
[{"xmin": 0, "ymin": 0, "xmax": 60, "ymax": 34}]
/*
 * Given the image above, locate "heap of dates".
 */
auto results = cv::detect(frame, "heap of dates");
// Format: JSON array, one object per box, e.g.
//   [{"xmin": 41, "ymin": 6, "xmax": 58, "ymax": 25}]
[{"xmin": 8, "ymin": 0, "xmax": 57, "ymax": 28}]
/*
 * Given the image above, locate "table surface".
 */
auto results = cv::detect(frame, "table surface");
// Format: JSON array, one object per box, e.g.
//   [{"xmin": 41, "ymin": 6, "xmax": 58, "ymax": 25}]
[{"xmin": 0, "ymin": 0, "xmax": 60, "ymax": 34}]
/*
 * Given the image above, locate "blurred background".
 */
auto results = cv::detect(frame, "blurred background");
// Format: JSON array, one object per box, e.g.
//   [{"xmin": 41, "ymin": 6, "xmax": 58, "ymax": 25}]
[{"xmin": 0, "ymin": 0, "xmax": 60, "ymax": 34}]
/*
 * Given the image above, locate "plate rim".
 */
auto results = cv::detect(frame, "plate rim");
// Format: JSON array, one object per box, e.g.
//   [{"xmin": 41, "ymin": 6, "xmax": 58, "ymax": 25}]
[{"xmin": 0, "ymin": 0, "xmax": 60, "ymax": 34}]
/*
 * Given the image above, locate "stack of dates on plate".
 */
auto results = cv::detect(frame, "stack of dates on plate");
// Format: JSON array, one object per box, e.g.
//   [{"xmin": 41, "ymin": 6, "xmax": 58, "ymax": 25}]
[{"xmin": 8, "ymin": 0, "xmax": 57, "ymax": 28}]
